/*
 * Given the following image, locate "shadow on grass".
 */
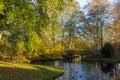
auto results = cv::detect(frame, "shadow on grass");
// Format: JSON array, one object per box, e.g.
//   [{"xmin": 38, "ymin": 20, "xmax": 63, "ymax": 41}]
[
  {"xmin": 0, "ymin": 65, "xmax": 62, "ymax": 80},
  {"xmin": 33, "ymin": 65, "xmax": 63, "ymax": 80}
]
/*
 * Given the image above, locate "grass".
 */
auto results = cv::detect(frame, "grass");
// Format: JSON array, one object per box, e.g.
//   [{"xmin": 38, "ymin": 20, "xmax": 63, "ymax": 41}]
[
  {"xmin": 82, "ymin": 57, "xmax": 120, "ymax": 63},
  {"xmin": 0, "ymin": 61, "xmax": 63, "ymax": 80}
]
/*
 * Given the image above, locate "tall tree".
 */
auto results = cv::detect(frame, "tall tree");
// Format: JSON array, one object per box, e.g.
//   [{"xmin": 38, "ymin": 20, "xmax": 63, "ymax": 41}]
[
  {"xmin": 81, "ymin": 0, "xmax": 111, "ymax": 54},
  {"xmin": 112, "ymin": 0, "xmax": 120, "ymax": 39}
]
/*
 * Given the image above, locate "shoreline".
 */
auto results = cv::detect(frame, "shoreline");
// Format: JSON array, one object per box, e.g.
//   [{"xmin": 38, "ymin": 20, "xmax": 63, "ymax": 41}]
[
  {"xmin": 30, "ymin": 58, "xmax": 63, "ymax": 64},
  {"xmin": 47, "ymin": 73, "xmax": 64, "ymax": 80},
  {"xmin": 81, "ymin": 57, "xmax": 120, "ymax": 63},
  {"xmin": 0, "ymin": 61, "xmax": 64, "ymax": 80}
]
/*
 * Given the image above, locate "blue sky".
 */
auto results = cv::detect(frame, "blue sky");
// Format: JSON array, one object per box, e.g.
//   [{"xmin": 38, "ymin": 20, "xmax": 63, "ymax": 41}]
[{"xmin": 76, "ymin": 0, "xmax": 115, "ymax": 8}]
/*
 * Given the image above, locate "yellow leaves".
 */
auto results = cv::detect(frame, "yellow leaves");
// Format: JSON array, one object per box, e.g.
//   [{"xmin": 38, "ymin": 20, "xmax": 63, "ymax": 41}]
[
  {"xmin": 27, "ymin": 52, "xmax": 40, "ymax": 61},
  {"xmin": 74, "ymin": 37, "xmax": 92, "ymax": 50},
  {"xmin": 75, "ymin": 37, "xmax": 84, "ymax": 44},
  {"xmin": 53, "ymin": 42, "xmax": 63, "ymax": 53},
  {"xmin": 16, "ymin": 41, "xmax": 25, "ymax": 55},
  {"xmin": 33, "ymin": 52, "xmax": 40, "ymax": 58},
  {"xmin": 36, "ymin": 38, "xmax": 42, "ymax": 46},
  {"xmin": 17, "ymin": 41, "xmax": 24, "ymax": 49}
]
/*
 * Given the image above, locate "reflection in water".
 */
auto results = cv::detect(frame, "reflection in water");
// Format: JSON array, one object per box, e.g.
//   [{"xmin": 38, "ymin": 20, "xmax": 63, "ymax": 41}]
[
  {"xmin": 35, "ymin": 60, "xmax": 120, "ymax": 80},
  {"xmin": 101, "ymin": 63, "xmax": 115, "ymax": 73},
  {"xmin": 100, "ymin": 63, "xmax": 120, "ymax": 80},
  {"xmin": 100, "ymin": 63, "xmax": 114, "ymax": 80},
  {"xmin": 56, "ymin": 62, "xmax": 120, "ymax": 80}
]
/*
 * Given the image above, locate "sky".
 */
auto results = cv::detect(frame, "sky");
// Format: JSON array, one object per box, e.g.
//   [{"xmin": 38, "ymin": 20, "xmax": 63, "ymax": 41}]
[
  {"xmin": 76, "ymin": 0, "xmax": 115, "ymax": 8},
  {"xmin": 75, "ymin": 0, "xmax": 90, "ymax": 8}
]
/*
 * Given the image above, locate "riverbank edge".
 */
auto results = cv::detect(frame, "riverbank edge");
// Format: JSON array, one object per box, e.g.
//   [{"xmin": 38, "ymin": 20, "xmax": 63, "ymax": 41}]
[
  {"xmin": 47, "ymin": 72, "xmax": 64, "ymax": 80},
  {"xmin": 30, "ymin": 58, "xmax": 63, "ymax": 63},
  {"xmin": 81, "ymin": 58, "xmax": 120, "ymax": 63},
  {"xmin": 0, "ymin": 61, "xmax": 64, "ymax": 80}
]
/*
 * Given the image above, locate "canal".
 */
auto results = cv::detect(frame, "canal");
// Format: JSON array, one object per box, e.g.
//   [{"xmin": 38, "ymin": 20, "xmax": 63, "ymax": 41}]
[{"xmin": 34, "ymin": 60, "xmax": 120, "ymax": 80}]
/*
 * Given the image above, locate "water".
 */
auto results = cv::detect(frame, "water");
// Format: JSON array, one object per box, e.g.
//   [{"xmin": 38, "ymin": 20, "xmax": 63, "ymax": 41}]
[{"xmin": 35, "ymin": 60, "xmax": 120, "ymax": 80}]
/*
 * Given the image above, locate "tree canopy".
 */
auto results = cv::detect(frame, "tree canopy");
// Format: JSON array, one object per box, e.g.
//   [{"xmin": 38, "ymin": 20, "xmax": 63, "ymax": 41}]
[{"xmin": 0, "ymin": 0, "xmax": 120, "ymax": 61}]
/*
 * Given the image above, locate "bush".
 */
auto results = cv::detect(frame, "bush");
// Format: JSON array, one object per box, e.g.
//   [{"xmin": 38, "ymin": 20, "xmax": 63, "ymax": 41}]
[{"xmin": 100, "ymin": 42, "xmax": 114, "ymax": 57}]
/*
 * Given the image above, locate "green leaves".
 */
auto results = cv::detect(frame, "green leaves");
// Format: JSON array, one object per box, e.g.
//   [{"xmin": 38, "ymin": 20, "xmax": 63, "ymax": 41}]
[
  {"xmin": 0, "ymin": 1, "xmax": 5, "ymax": 15},
  {"xmin": 0, "ymin": 0, "xmax": 83, "ymax": 60}
]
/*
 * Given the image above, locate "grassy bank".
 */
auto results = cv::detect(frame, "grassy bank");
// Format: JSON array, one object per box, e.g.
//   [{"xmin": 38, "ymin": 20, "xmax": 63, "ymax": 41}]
[
  {"xmin": 0, "ymin": 61, "xmax": 63, "ymax": 80},
  {"xmin": 82, "ymin": 58, "xmax": 120, "ymax": 63}
]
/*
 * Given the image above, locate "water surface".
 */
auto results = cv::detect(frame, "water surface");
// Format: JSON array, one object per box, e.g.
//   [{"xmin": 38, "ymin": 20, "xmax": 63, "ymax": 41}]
[{"xmin": 36, "ymin": 60, "xmax": 120, "ymax": 80}]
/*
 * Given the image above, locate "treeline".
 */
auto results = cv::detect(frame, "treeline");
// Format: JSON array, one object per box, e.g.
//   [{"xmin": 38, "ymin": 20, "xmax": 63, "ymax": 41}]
[
  {"xmin": 80, "ymin": 0, "xmax": 120, "ymax": 56},
  {"xmin": 0, "ymin": 0, "xmax": 90, "ymax": 61},
  {"xmin": 0, "ymin": 0, "xmax": 120, "ymax": 61}
]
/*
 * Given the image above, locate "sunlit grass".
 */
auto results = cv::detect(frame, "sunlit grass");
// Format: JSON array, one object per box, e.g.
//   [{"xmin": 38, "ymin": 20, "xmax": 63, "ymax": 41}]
[{"xmin": 0, "ymin": 61, "xmax": 63, "ymax": 80}]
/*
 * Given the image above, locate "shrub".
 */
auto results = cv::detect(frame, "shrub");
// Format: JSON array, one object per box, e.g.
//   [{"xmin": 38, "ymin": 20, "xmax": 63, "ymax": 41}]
[{"xmin": 100, "ymin": 42, "xmax": 114, "ymax": 57}]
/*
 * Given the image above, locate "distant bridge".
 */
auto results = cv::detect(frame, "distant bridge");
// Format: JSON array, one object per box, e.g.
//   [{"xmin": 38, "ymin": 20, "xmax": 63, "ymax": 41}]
[{"xmin": 62, "ymin": 51, "xmax": 91, "ymax": 62}]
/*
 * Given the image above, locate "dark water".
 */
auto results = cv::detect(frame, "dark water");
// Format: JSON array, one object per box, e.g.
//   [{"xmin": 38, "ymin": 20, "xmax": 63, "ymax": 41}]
[{"xmin": 35, "ymin": 60, "xmax": 120, "ymax": 80}]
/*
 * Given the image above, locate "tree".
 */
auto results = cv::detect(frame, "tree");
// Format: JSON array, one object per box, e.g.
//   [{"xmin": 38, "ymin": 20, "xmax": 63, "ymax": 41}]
[
  {"xmin": 112, "ymin": 0, "xmax": 120, "ymax": 39},
  {"xmin": 80, "ymin": 0, "xmax": 111, "ymax": 54},
  {"xmin": 0, "ymin": 0, "xmax": 41, "ymax": 59},
  {"xmin": 100, "ymin": 42, "xmax": 114, "ymax": 57},
  {"xmin": 109, "ymin": 0, "xmax": 120, "ymax": 55},
  {"xmin": 57, "ymin": 0, "xmax": 79, "ymax": 52},
  {"xmin": 64, "ymin": 10, "xmax": 83, "ymax": 50}
]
